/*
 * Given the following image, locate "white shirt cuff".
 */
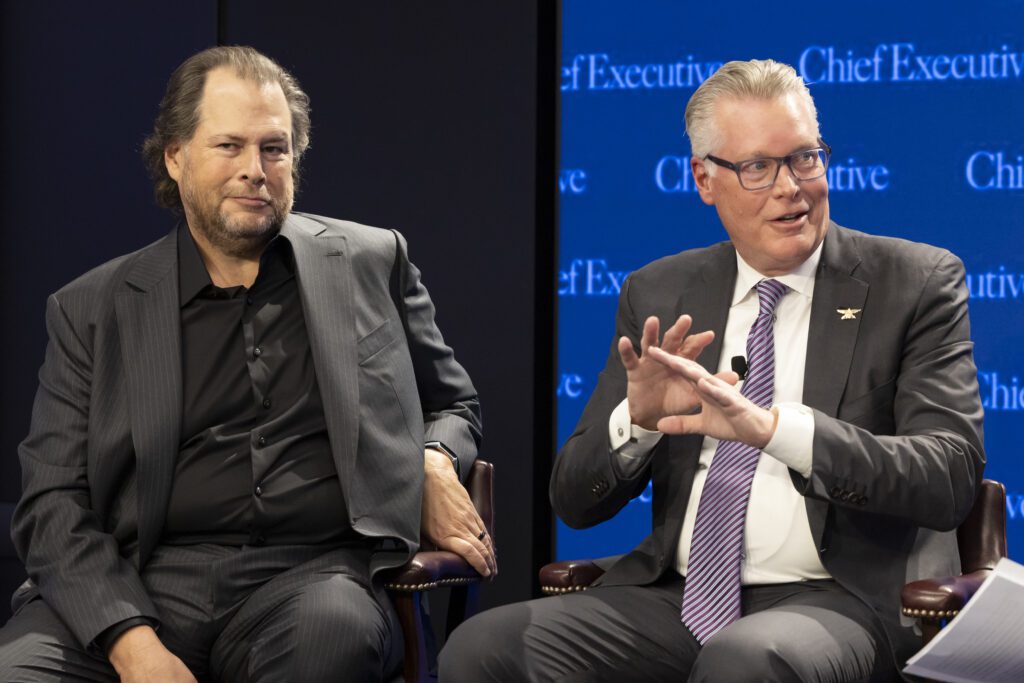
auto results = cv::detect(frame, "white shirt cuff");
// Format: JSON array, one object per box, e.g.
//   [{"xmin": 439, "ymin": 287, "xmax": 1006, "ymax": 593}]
[
  {"xmin": 609, "ymin": 398, "xmax": 663, "ymax": 472},
  {"xmin": 763, "ymin": 402, "xmax": 814, "ymax": 478}
]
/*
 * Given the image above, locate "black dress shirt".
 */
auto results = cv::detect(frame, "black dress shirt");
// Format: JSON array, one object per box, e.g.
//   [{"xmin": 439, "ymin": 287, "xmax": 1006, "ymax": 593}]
[{"xmin": 163, "ymin": 225, "xmax": 356, "ymax": 547}]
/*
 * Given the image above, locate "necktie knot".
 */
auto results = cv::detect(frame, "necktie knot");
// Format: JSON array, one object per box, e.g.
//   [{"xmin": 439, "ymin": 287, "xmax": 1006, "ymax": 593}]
[{"xmin": 756, "ymin": 279, "xmax": 787, "ymax": 316}]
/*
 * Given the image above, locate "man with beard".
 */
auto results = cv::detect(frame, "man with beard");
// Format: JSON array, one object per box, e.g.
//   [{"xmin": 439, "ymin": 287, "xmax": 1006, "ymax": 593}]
[{"xmin": 0, "ymin": 46, "xmax": 489, "ymax": 682}]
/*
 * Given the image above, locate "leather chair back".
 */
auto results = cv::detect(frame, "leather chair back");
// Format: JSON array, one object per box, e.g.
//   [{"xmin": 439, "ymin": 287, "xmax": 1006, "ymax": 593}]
[{"xmin": 958, "ymin": 479, "xmax": 1007, "ymax": 573}]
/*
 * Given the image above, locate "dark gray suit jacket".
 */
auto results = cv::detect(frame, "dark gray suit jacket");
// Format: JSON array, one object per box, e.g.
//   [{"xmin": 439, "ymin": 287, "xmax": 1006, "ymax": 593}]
[
  {"xmin": 552, "ymin": 223, "xmax": 985, "ymax": 664},
  {"xmin": 11, "ymin": 212, "xmax": 482, "ymax": 648}
]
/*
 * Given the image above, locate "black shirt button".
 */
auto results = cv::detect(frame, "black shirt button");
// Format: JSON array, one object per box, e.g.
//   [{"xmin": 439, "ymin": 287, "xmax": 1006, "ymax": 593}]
[
  {"xmin": 262, "ymin": 398, "xmax": 272, "ymax": 409},
  {"xmin": 255, "ymin": 484, "xmax": 263, "ymax": 497},
  {"xmin": 246, "ymin": 295, "xmax": 254, "ymax": 305},
  {"xmin": 257, "ymin": 435, "xmax": 267, "ymax": 447},
  {"xmin": 254, "ymin": 346, "xmax": 263, "ymax": 357}
]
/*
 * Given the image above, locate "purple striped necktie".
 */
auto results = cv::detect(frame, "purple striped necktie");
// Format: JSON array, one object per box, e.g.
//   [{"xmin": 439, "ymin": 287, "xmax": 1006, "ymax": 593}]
[{"xmin": 681, "ymin": 278, "xmax": 788, "ymax": 644}]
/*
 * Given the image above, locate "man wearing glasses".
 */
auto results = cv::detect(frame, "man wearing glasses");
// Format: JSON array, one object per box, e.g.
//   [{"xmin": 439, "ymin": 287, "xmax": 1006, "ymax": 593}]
[{"xmin": 443, "ymin": 59, "xmax": 983, "ymax": 681}]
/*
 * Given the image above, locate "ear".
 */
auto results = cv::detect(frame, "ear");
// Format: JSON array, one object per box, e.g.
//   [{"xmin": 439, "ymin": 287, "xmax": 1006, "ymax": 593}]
[
  {"xmin": 164, "ymin": 141, "xmax": 184, "ymax": 183},
  {"xmin": 691, "ymin": 156, "xmax": 715, "ymax": 206}
]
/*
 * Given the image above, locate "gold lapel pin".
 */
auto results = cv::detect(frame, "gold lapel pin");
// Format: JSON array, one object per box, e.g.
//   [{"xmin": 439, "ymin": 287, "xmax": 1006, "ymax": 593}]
[{"xmin": 836, "ymin": 308, "xmax": 862, "ymax": 320}]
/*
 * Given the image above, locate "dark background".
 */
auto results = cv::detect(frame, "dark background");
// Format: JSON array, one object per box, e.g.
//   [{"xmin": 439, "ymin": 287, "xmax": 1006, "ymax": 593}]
[{"xmin": 0, "ymin": 1, "xmax": 557, "ymax": 619}]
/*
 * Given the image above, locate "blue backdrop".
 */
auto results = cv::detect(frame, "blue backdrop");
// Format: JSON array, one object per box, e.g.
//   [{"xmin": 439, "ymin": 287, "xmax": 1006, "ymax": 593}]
[{"xmin": 556, "ymin": 0, "xmax": 1024, "ymax": 562}]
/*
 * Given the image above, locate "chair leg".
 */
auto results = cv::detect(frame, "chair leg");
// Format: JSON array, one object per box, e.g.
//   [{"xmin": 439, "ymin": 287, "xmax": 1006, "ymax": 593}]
[
  {"xmin": 919, "ymin": 619, "xmax": 942, "ymax": 645},
  {"xmin": 392, "ymin": 591, "xmax": 429, "ymax": 683},
  {"xmin": 445, "ymin": 583, "xmax": 480, "ymax": 639}
]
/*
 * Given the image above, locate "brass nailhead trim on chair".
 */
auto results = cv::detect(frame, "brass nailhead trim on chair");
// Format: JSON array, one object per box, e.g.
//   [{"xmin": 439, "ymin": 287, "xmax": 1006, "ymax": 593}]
[
  {"xmin": 385, "ymin": 577, "xmax": 477, "ymax": 592},
  {"xmin": 902, "ymin": 607, "xmax": 959, "ymax": 618},
  {"xmin": 541, "ymin": 585, "xmax": 590, "ymax": 595}
]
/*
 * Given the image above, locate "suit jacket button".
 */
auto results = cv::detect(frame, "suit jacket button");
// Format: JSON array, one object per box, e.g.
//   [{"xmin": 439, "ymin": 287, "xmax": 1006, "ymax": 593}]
[{"xmin": 830, "ymin": 486, "xmax": 842, "ymax": 498}]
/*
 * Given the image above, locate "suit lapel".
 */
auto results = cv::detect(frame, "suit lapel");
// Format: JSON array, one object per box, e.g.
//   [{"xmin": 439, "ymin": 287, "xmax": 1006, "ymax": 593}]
[
  {"xmin": 663, "ymin": 242, "xmax": 737, "ymax": 555},
  {"xmin": 688, "ymin": 242, "xmax": 737, "ymax": 375},
  {"xmin": 114, "ymin": 231, "xmax": 181, "ymax": 565},
  {"xmin": 804, "ymin": 225, "xmax": 867, "ymax": 417},
  {"xmin": 282, "ymin": 217, "xmax": 360, "ymax": 495},
  {"xmin": 803, "ymin": 224, "xmax": 867, "ymax": 547}
]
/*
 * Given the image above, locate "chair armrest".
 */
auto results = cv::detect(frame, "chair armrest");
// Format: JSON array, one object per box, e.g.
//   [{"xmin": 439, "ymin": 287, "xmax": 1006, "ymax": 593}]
[
  {"xmin": 539, "ymin": 559, "xmax": 607, "ymax": 595},
  {"xmin": 466, "ymin": 460, "xmax": 495, "ymax": 539},
  {"xmin": 901, "ymin": 569, "xmax": 992, "ymax": 620},
  {"xmin": 383, "ymin": 551, "xmax": 485, "ymax": 592},
  {"xmin": 958, "ymin": 479, "xmax": 1007, "ymax": 573}
]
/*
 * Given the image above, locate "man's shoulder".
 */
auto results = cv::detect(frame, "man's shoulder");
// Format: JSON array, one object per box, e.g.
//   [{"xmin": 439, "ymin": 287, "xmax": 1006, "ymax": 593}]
[
  {"xmin": 627, "ymin": 239, "xmax": 733, "ymax": 287},
  {"xmin": 53, "ymin": 231, "xmax": 175, "ymax": 303},
  {"xmin": 830, "ymin": 224, "xmax": 962, "ymax": 279},
  {"xmin": 287, "ymin": 211, "xmax": 398, "ymax": 251}
]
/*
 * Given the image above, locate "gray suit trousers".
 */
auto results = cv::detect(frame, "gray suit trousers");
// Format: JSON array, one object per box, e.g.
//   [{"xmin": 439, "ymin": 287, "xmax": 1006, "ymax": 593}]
[
  {"xmin": 0, "ymin": 544, "xmax": 402, "ymax": 682},
  {"xmin": 440, "ymin": 573, "xmax": 897, "ymax": 683}
]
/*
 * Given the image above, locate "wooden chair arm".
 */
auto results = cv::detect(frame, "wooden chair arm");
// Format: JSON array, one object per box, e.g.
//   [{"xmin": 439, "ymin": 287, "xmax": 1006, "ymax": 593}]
[
  {"xmin": 539, "ymin": 559, "xmax": 607, "ymax": 595},
  {"xmin": 383, "ymin": 551, "xmax": 486, "ymax": 592},
  {"xmin": 901, "ymin": 568, "xmax": 992, "ymax": 621}
]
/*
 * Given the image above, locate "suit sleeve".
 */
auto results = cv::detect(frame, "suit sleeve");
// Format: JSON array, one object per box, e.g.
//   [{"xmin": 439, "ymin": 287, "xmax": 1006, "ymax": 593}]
[
  {"xmin": 392, "ymin": 230, "xmax": 482, "ymax": 483},
  {"xmin": 12, "ymin": 295, "xmax": 159, "ymax": 649},
  {"xmin": 551, "ymin": 274, "xmax": 657, "ymax": 529},
  {"xmin": 796, "ymin": 252, "xmax": 985, "ymax": 530}
]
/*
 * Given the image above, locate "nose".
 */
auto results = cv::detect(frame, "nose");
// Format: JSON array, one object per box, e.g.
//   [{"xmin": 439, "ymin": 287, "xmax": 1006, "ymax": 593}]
[
  {"xmin": 772, "ymin": 162, "xmax": 800, "ymax": 197},
  {"xmin": 239, "ymin": 146, "xmax": 266, "ymax": 186}
]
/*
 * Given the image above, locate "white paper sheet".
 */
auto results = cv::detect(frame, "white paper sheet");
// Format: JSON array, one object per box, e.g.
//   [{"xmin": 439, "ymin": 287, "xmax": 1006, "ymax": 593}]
[{"xmin": 903, "ymin": 557, "xmax": 1024, "ymax": 683}]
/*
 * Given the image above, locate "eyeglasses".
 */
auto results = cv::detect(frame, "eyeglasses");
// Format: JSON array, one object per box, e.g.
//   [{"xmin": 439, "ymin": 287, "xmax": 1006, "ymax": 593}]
[{"xmin": 704, "ymin": 139, "xmax": 832, "ymax": 191}]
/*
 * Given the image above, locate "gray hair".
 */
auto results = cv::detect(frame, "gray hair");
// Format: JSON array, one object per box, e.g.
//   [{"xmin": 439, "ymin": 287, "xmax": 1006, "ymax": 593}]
[
  {"xmin": 142, "ymin": 46, "xmax": 312, "ymax": 211},
  {"xmin": 685, "ymin": 59, "xmax": 818, "ymax": 161}
]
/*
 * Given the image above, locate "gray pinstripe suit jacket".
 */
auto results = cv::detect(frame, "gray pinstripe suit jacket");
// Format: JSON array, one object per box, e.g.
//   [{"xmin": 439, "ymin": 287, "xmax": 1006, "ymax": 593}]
[
  {"xmin": 552, "ymin": 223, "xmax": 985, "ymax": 665},
  {"xmin": 10, "ymin": 212, "xmax": 481, "ymax": 648}
]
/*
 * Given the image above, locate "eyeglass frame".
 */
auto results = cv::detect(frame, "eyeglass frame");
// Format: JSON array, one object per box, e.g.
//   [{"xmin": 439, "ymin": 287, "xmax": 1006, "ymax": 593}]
[{"xmin": 703, "ymin": 138, "xmax": 832, "ymax": 191}]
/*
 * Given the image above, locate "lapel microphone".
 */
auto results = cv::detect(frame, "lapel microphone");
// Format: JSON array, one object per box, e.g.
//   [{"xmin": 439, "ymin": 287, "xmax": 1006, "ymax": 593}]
[{"xmin": 731, "ymin": 355, "xmax": 748, "ymax": 380}]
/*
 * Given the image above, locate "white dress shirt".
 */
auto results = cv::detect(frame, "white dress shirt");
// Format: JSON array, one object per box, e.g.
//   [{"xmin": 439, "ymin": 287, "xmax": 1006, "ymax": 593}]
[{"xmin": 608, "ymin": 243, "xmax": 830, "ymax": 584}]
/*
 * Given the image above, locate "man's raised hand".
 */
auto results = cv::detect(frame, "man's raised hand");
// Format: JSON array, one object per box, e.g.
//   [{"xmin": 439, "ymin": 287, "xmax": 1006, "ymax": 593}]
[
  {"xmin": 618, "ymin": 315, "xmax": 718, "ymax": 430},
  {"xmin": 645, "ymin": 348, "xmax": 776, "ymax": 448}
]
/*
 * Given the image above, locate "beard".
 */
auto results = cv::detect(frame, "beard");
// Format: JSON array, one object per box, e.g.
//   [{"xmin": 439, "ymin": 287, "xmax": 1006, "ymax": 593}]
[{"xmin": 179, "ymin": 175, "xmax": 292, "ymax": 260}]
